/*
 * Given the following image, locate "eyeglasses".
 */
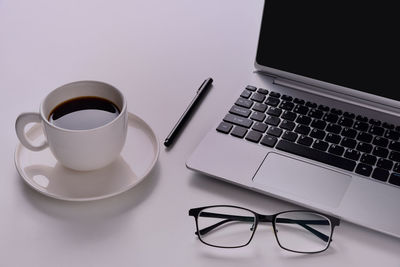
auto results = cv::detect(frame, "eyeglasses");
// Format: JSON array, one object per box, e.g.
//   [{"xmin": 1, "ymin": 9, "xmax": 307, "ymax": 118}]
[{"xmin": 188, "ymin": 205, "xmax": 340, "ymax": 254}]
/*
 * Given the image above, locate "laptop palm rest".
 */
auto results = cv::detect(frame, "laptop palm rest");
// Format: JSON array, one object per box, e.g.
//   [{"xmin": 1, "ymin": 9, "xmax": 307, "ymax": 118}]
[{"xmin": 253, "ymin": 153, "xmax": 351, "ymax": 208}]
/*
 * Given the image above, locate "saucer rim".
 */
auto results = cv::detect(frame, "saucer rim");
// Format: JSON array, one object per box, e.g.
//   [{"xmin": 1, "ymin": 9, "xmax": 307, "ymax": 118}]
[{"xmin": 14, "ymin": 112, "xmax": 160, "ymax": 201}]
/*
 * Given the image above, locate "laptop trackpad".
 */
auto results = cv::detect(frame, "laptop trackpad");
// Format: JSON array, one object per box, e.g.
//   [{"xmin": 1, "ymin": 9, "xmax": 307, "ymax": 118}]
[{"xmin": 252, "ymin": 153, "xmax": 351, "ymax": 208}]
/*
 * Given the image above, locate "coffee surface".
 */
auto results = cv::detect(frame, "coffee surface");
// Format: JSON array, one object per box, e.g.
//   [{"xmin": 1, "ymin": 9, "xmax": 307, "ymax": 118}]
[{"xmin": 49, "ymin": 96, "xmax": 120, "ymax": 130}]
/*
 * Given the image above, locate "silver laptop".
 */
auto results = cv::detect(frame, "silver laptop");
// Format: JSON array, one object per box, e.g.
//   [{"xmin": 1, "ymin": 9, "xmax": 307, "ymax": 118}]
[{"xmin": 186, "ymin": 1, "xmax": 400, "ymax": 238}]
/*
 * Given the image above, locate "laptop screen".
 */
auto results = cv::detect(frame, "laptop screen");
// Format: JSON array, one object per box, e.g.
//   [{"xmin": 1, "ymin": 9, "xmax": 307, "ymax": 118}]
[{"xmin": 256, "ymin": 1, "xmax": 399, "ymax": 102}]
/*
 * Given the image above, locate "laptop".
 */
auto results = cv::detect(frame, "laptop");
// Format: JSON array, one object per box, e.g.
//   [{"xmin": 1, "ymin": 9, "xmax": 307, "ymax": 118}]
[{"xmin": 186, "ymin": 0, "xmax": 400, "ymax": 238}]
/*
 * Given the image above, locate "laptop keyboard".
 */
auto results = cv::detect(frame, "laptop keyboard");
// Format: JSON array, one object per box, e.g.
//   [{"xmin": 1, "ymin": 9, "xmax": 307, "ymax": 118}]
[{"xmin": 216, "ymin": 85, "xmax": 400, "ymax": 188}]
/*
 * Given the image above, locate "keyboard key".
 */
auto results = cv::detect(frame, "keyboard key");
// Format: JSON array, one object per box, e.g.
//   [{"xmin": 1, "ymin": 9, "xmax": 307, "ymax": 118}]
[
  {"xmin": 251, "ymin": 93, "xmax": 266, "ymax": 103},
  {"xmin": 296, "ymin": 115, "xmax": 312, "ymax": 125},
  {"xmin": 216, "ymin": 122, "xmax": 233, "ymax": 134},
  {"xmin": 355, "ymin": 163, "xmax": 373, "ymax": 177},
  {"xmin": 382, "ymin": 122, "xmax": 395, "ymax": 130},
  {"xmin": 360, "ymin": 154, "xmax": 377, "ymax": 165},
  {"xmin": 257, "ymin": 88, "xmax": 269, "ymax": 95},
  {"xmin": 281, "ymin": 95, "xmax": 293, "ymax": 101},
  {"xmin": 279, "ymin": 101, "xmax": 295, "ymax": 111},
  {"xmin": 340, "ymin": 137, "xmax": 357, "ymax": 149},
  {"xmin": 372, "ymin": 136, "xmax": 389, "ymax": 147},
  {"xmin": 265, "ymin": 115, "xmax": 281, "ymax": 126},
  {"xmin": 343, "ymin": 112, "xmax": 355, "ymax": 119},
  {"xmin": 279, "ymin": 120, "xmax": 296, "ymax": 131},
  {"xmin": 293, "ymin": 105, "xmax": 309, "ymax": 115},
  {"xmin": 297, "ymin": 135, "xmax": 313, "ymax": 146},
  {"xmin": 294, "ymin": 124, "xmax": 311, "ymax": 135},
  {"xmin": 372, "ymin": 168, "xmax": 389, "ymax": 182},
  {"xmin": 311, "ymin": 119, "xmax": 327, "ymax": 130},
  {"xmin": 310, "ymin": 129, "xmax": 326, "ymax": 140},
  {"xmin": 342, "ymin": 128, "xmax": 357, "ymax": 138},
  {"xmin": 252, "ymin": 122, "xmax": 268, "ymax": 133},
  {"xmin": 328, "ymin": 144, "xmax": 345, "ymax": 156},
  {"xmin": 282, "ymin": 131, "xmax": 298, "ymax": 142},
  {"xmin": 230, "ymin": 105, "xmax": 251, "ymax": 117},
  {"xmin": 250, "ymin": 112, "xmax": 266, "ymax": 122},
  {"xmin": 223, "ymin": 114, "xmax": 253, "ymax": 128},
  {"xmin": 344, "ymin": 149, "xmax": 360, "ymax": 161},
  {"xmin": 281, "ymin": 111, "xmax": 297, "ymax": 121},
  {"xmin": 269, "ymin": 91, "xmax": 281, "ymax": 98},
  {"xmin": 235, "ymin": 98, "xmax": 253, "ymax": 108},
  {"xmin": 231, "ymin": 126, "xmax": 248, "ymax": 138},
  {"xmin": 323, "ymin": 113, "xmax": 339, "ymax": 123},
  {"xmin": 338, "ymin": 117, "xmax": 354, "ymax": 127},
  {"xmin": 305, "ymin": 101, "xmax": 317, "ymax": 108},
  {"xmin": 376, "ymin": 158, "xmax": 393, "ymax": 170},
  {"xmin": 265, "ymin": 97, "xmax": 280, "ymax": 107},
  {"xmin": 325, "ymin": 133, "xmax": 341, "ymax": 144},
  {"xmin": 330, "ymin": 108, "xmax": 343, "ymax": 115},
  {"xmin": 353, "ymin": 121, "xmax": 369, "ymax": 131},
  {"xmin": 313, "ymin": 140, "xmax": 329, "ymax": 151},
  {"xmin": 369, "ymin": 125, "xmax": 385, "ymax": 136},
  {"xmin": 240, "ymin": 90, "xmax": 252, "ymax": 99},
  {"xmin": 266, "ymin": 107, "xmax": 282, "ymax": 117},
  {"xmin": 326, "ymin": 123, "xmax": 342, "ymax": 134},
  {"xmin": 356, "ymin": 115, "xmax": 369, "ymax": 122},
  {"xmin": 294, "ymin": 98, "xmax": 305, "ymax": 105},
  {"xmin": 356, "ymin": 142, "xmax": 373, "ymax": 153},
  {"xmin": 318, "ymin": 105, "xmax": 330, "ymax": 112},
  {"xmin": 253, "ymin": 103, "xmax": 268, "ymax": 113},
  {"xmin": 245, "ymin": 130, "xmax": 262, "ymax": 143},
  {"xmin": 395, "ymin": 163, "xmax": 400, "ymax": 172},
  {"xmin": 369, "ymin": 119, "xmax": 381, "ymax": 126},
  {"xmin": 245, "ymin": 85, "xmax": 257, "ymax": 91},
  {"xmin": 389, "ymin": 172, "xmax": 400, "ymax": 186},
  {"xmin": 260, "ymin": 135, "xmax": 278, "ymax": 147},
  {"xmin": 372, "ymin": 146, "xmax": 389, "ymax": 158},
  {"xmin": 357, "ymin": 132, "xmax": 373, "ymax": 143},
  {"xmin": 385, "ymin": 130, "xmax": 400, "ymax": 140},
  {"xmin": 276, "ymin": 139, "xmax": 356, "ymax": 172},
  {"xmin": 267, "ymin": 126, "xmax": 283, "ymax": 137},
  {"xmin": 389, "ymin": 151, "xmax": 400, "ymax": 162},
  {"xmin": 308, "ymin": 109, "xmax": 324, "ymax": 119},
  {"xmin": 389, "ymin": 141, "xmax": 400, "ymax": 152}
]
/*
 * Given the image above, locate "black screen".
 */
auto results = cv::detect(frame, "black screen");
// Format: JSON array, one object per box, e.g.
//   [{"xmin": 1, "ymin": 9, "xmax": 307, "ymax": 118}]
[{"xmin": 256, "ymin": 1, "xmax": 400, "ymax": 101}]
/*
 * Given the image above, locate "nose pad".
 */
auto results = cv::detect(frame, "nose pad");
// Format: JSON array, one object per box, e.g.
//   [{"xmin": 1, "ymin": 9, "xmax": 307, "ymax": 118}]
[{"xmin": 250, "ymin": 223, "xmax": 256, "ymax": 232}]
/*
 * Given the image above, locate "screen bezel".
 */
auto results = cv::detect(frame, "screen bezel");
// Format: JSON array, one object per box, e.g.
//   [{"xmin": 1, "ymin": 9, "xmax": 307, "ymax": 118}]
[{"xmin": 254, "ymin": 2, "xmax": 400, "ymax": 111}]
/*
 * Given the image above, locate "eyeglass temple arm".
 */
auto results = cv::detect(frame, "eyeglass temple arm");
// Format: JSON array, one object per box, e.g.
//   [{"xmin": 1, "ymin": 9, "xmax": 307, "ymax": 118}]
[
  {"xmin": 273, "ymin": 218, "xmax": 331, "ymax": 242},
  {"xmin": 195, "ymin": 212, "xmax": 255, "ymax": 236},
  {"xmin": 195, "ymin": 212, "xmax": 331, "ymax": 242}
]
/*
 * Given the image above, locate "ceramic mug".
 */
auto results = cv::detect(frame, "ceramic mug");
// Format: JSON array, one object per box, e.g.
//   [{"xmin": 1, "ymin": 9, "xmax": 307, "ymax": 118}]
[{"xmin": 15, "ymin": 81, "xmax": 128, "ymax": 171}]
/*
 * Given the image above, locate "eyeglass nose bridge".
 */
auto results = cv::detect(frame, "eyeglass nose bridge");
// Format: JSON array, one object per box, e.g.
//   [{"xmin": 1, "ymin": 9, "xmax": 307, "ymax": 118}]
[{"xmin": 258, "ymin": 214, "xmax": 274, "ymax": 223}]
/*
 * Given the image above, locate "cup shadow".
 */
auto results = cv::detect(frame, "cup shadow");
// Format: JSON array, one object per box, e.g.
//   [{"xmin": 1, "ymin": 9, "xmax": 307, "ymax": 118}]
[{"xmin": 18, "ymin": 160, "xmax": 161, "ymax": 223}]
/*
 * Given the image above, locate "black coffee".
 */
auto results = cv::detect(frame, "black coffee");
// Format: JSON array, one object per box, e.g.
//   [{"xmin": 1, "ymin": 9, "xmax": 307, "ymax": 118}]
[{"xmin": 48, "ymin": 96, "xmax": 120, "ymax": 130}]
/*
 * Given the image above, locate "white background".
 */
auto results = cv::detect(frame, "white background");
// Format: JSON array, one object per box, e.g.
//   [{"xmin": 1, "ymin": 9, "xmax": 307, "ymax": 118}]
[{"xmin": 1, "ymin": 0, "xmax": 399, "ymax": 266}]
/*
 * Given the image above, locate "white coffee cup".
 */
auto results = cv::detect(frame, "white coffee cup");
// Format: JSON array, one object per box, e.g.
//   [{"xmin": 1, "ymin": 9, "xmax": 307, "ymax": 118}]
[{"xmin": 15, "ymin": 81, "xmax": 128, "ymax": 171}]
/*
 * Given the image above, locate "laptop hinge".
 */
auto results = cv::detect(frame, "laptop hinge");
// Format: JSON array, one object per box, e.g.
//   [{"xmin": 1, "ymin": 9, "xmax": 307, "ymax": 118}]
[{"xmin": 269, "ymin": 76, "xmax": 400, "ymax": 116}]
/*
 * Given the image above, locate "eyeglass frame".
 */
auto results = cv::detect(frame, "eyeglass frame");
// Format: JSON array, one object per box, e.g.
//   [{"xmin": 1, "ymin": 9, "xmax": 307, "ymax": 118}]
[{"xmin": 188, "ymin": 205, "xmax": 341, "ymax": 254}]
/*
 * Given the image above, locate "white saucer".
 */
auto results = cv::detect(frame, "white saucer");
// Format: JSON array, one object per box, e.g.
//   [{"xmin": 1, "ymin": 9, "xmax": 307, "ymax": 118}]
[{"xmin": 14, "ymin": 112, "xmax": 160, "ymax": 201}]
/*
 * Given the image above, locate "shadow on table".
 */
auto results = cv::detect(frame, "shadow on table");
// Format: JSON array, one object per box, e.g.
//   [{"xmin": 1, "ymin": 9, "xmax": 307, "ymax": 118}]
[
  {"xmin": 188, "ymin": 171, "xmax": 294, "ymax": 211},
  {"xmin": 188, "ymin": 172, "xmax": 400, "ymax": 262},
  {"xmin": 17, "ymin": 161, "xmax": 161, "ymax": 239}
]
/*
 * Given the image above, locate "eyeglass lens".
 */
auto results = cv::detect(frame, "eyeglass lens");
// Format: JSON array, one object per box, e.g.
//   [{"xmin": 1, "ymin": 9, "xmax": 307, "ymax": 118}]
[
  {"xmin": 274, "ymin": 211, "xmax": 332, "ymax": 253},
  {"xmin": 197, "ymin": 206, "xmax": 256, "ymax": 248}
]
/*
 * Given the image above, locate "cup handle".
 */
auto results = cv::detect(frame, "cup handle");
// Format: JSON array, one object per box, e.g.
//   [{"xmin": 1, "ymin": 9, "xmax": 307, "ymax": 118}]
[{"xmin": 15, "ymin": 112, "xmax": 49, "ymax": 151}]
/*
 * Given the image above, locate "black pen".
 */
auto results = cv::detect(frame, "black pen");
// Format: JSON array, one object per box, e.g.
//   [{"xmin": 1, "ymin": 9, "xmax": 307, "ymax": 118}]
[{"xmin": 164, "ymin": 77, "xmax": 213, "ymax": 147}]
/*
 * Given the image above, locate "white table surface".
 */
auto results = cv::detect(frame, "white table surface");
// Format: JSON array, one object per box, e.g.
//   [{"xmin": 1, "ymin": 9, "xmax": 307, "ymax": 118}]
[{"xmin": 1, "ymin": 0, "xmax": 399, "ymax": 266}]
